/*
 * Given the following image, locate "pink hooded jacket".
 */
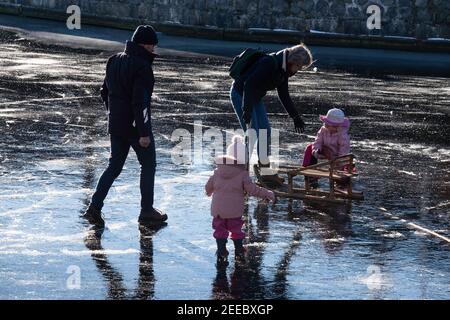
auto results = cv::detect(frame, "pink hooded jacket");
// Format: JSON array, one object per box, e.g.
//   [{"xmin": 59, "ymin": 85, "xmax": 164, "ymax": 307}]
[
  {"xmin": 205, "ymin": 164, "xmax": 275, "ymax": 219},
  {"xmin": 313, "ymin": 125, "xmax": 350, "ymax": 158}
]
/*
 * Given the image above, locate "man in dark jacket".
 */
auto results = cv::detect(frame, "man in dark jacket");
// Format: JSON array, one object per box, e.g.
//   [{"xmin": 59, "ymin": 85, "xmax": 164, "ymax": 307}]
[
  {"xmin": 83, "ymin": 25, "xmax": 167, "ymax": 226},
  {"xmin": 230, "ymin": 44, "xmax": 313, "ymax": 184}
]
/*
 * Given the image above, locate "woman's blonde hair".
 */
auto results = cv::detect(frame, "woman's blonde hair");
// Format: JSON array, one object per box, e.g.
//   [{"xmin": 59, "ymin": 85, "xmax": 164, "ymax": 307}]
[{"xmin": 287, "ymin": 43, "xmax": 313, "ymax": 70}]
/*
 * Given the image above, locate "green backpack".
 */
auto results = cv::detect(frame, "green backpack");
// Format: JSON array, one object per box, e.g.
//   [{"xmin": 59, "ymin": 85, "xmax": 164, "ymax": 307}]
[{"xmin": 229, "ymin": 48, "xmax": 266, "ymax": 80}]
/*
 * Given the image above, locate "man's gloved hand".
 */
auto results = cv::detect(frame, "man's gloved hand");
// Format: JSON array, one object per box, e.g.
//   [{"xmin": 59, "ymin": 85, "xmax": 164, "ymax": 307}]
[
  {"xmin": 293, "ymin": 115, "xmax": 305, "ymax": 133},
  {"xmin": 243, "ymin": 110, "xmax": 252, "ymax": 126}
]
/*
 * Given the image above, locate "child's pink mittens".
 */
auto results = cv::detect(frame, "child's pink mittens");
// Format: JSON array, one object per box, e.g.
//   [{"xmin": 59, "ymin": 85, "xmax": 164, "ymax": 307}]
[
  {"xmin": 205, "ymin": 188, "xmax": 213, "ymax": 196},
  {"xmin": 267, "ymin": 191, "xmax": 276, "ymax": 203},
  {"xmin": 205, "ymin": 176, "xmax": 214, "ymax": 196},
  {"xmin": 271, "ymin": 193, "xmax": 277, "ymax": 205}
]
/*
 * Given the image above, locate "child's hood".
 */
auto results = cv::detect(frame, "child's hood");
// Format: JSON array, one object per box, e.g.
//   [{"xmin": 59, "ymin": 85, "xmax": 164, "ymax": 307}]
[{"xmin": 215, "ymin": 164, "xmax": 246, "ymax": 179}]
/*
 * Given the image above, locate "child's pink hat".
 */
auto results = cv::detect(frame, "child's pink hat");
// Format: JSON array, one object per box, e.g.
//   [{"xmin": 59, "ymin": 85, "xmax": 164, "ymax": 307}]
[
  {"xmin": 215, "ymin": 135, "xmax": 247, "ymax": 165},
  {"xmin": 319, "ymin": 108, "xmax": 349, "ymax": 127}
]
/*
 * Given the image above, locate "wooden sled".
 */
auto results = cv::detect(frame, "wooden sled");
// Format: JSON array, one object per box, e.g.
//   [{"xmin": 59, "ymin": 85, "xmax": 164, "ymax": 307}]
[{"xmin": 254, "ymin": 154, "xmax": 364, "ymax": 204}]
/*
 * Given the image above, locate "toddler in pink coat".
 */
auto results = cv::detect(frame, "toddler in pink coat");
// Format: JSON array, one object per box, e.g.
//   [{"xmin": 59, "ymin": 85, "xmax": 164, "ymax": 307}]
[
  {"xmin": 302, "ymin": 108, "xmax": 351, "ymax": 187},
  {"xmin": 205, "ymin": 135, "xmax": 275, "ymax": 263}
]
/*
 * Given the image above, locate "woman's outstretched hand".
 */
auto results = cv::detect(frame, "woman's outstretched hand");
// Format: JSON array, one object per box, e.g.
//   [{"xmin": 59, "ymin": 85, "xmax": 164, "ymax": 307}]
[{"xmin": 293, "ymin": 115, "xmax": 305, "ymax": 133}]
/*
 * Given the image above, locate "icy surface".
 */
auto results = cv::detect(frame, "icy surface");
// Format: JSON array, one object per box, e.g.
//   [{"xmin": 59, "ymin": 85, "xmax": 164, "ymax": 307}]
[{"xmin": 0, "ymin": 31, "xmax": 449, "ymax": 300}]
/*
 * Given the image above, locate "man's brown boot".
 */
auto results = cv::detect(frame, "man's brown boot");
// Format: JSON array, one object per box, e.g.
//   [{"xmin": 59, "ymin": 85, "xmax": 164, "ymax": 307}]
[{"xmin": 139, "ymin": 208, "xmax": 168, "ymax": 225}]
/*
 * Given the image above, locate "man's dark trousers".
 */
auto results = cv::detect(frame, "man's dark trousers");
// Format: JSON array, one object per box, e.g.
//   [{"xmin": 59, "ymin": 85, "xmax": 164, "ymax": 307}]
[{"xmin": 91, "ymin": 134, "xmax": 156, "ymax": 212}]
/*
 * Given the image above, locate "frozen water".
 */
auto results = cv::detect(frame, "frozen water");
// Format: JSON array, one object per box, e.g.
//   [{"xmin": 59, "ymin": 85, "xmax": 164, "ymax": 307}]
[{"xmin": 0, "ymin": 30, "xmax": 449, "ymax": 300}]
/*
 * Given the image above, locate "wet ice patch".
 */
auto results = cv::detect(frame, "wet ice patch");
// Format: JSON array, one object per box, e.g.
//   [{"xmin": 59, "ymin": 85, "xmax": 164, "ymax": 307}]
[
  {"xmin": 382, "ymin": 231, "xmax": 406, "ymax": 239},
  {"xmin": 359, "ymin": 140, "xmax": 450, "ymax": 161},
  {"xmin": 0, "ymin": 188, "xmax": 87, "ymax": 200},
  {"xmin": 189, "ymin": 239, "xmax": 210, "ymax": 248},
  {"xmin": 158, "ymin": 243, "xmax": 207, "ymax": 263},
  {"xmin": 24, "ymin": 233, "xmax": 84, "ymax": 244},
  {"xmin": 424, "ymin": 201, "xmax": 450, "ymax": 211},
  {"xmin": 435, "ymin": 148, "xmax": 450, "ymax": 161},
  {"xmin": 17, "ymin": 74, "xmax": 38, "ymax": 80},
  {"xmin": 0, "ymin": 108, "xmax": 25, "ymax": 113},
  {"xmin": 15, "ymin": 279, "xmax": 47, "ymax": 286},
  {"xmin": 397, "ymin": 170, "xmax": 418, "ymax": 177},
  {"xmin": 413, "ymin": 230, "xmax": 429, "ymax": 237},
  {"xmin": 0, "ymin": 230, "xmax": 84, "ymax": 251},
  {"xmin": 0, "ymin": 244, "xmax": 28, "ymax": 252},
  {"xmin": 0, "ymin": 249, "xmax": 55, "ymax": 256},
  {"xmin": 61, "ymin": 248, "xmax": 139, "ymax": 256},
  {"xmin": 37, "ymin": 159, "xmax": 79, "ymax": 172},
  {"xmin": 109, "ymin": 184, "xmax": 134, "ymax": 193},
  {"xmin": 324, "ymin": 237, "xmax": 346, "ymax": 243},
  {"xmin": 195, "ymin": 80, "xmax": 217, "ymax": 90},
  {"xmin": 11, "ymin": 57, "xmax": 60, "ymax": 65},
  {"xmin": 246, "ymin": 242, "xmax": 267, "ymax": 248},
  {"xmin": 107, "ymin": 222, "xmax": 131, "ymax": 231},
  {"xmin": 0, "ymin": 193, "xmax": 57, "ymax": 217}
]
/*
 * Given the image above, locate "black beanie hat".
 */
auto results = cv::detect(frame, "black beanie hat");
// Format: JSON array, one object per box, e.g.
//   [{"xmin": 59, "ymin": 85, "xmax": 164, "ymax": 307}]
[{"xmin": 131, "ymin": 25, "xmax": 158, "ymax": 45}]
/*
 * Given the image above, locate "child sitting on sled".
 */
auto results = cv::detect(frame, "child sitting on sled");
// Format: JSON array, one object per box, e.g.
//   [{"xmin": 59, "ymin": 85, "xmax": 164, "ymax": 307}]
[
  {"xmin": 302, "ymin": 108, "xmax": 351, "ymax": 188},
  {"xmin": 205, "ymin": 135, "xmax": 275, "ymax": 264}
]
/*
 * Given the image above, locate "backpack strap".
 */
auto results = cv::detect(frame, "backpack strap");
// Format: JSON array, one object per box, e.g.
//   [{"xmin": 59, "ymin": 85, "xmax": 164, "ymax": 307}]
[{"xmin": 269, "ymin": 54, "xmax": 280, "ymax": 72}]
